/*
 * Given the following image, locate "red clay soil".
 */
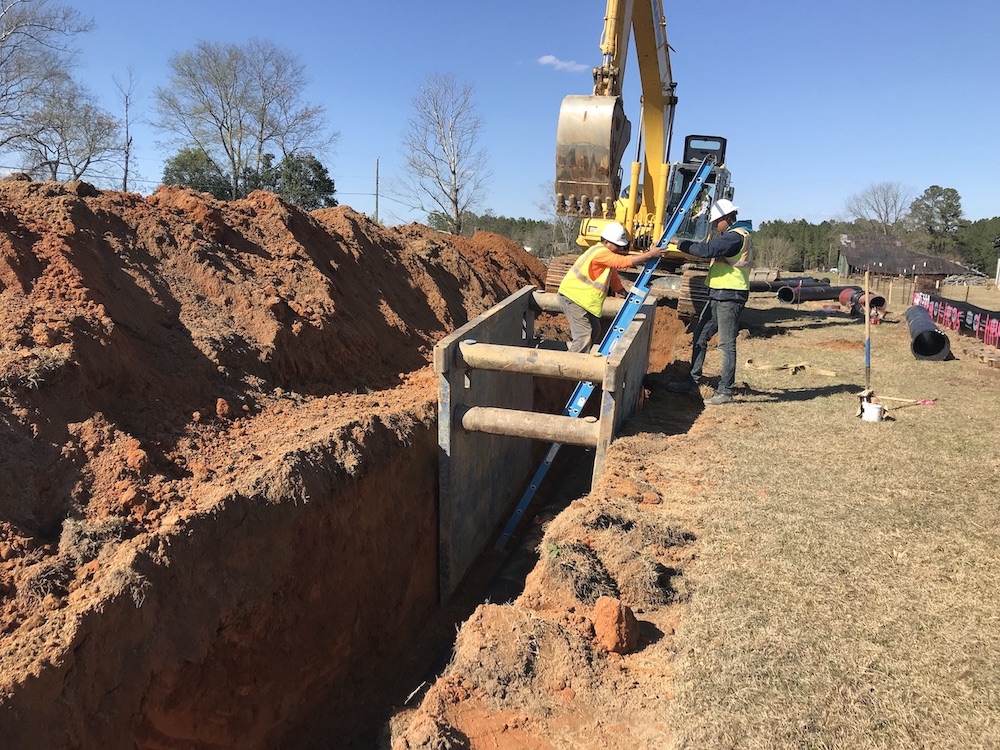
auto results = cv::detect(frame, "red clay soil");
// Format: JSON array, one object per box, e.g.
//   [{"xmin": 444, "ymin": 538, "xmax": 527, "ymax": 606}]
[
  {"xmin": 0, "ymin": 173, "xmax": 700, "ymax": 749},
  {"xmin": 0, "ymin": 175, "xmax": 555, "ymax": 747}
]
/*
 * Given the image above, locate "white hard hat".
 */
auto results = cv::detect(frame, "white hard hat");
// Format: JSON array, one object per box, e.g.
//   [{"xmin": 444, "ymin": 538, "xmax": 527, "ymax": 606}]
[
  {"xmin": 709, "ymin": 199, "xmax": 738, "ymax": 222},
  {"xmin": 599, "ymin": 222, "xmax": 630, "ymax": 247}
]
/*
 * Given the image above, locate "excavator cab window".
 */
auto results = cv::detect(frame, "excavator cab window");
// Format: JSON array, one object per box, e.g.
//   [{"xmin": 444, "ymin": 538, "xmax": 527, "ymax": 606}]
[
  {"xmin": 683, "ymin": 135, "xmax": 727, "ymax": 166},
  {"xmin": 668, "ymin": 166, "xmax": 722, "ymax": 243},
  {"xmin": 666, "ymin": 135, "xmax": 734, "ymax": 244}
]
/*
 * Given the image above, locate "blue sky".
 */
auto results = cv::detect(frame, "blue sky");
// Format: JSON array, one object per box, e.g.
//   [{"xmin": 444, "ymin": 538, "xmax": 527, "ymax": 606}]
[{"xmin": 63, "ymin": 0, "xmax": 1000, "ymax": 226}]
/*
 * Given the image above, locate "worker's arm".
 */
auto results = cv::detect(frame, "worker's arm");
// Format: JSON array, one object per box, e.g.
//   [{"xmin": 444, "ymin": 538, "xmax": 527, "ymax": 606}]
[
  {"xmin": 591, "ymin": 245, "xmax": 663, "ymax": 270},
  {"xmin": 676, "ymin": 233, "xmax": 742, "ymax": 261},
  {"xmin": 590, "ymin": 245, "xmax": 663, "ymax": 294}
]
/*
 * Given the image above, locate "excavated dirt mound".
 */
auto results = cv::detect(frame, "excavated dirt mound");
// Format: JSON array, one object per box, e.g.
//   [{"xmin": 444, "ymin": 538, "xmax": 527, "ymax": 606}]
[{"xmin": 0, "ymin": 176, "xmax": 554, "ymax": 747}]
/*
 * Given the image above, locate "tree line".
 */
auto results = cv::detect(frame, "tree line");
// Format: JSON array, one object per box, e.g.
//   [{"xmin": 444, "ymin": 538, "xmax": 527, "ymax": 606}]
[
  {"xmin": 754, "ymin": 182, "xmax": 1000, "ymax": 274},
  {"xmin": 425, "ymin": 210, "xmax": 581, "ymax": 259},
  {"xmin": 433, "ymin": 183, "xmax": 1000, "ymax": 274},
  {"xmin": 0, "ymin": 4, "xmax": 341, "ymax": 209},
  {"xmin": 0, "ymin": 4, "xmax": 485, "ymax": 220}
]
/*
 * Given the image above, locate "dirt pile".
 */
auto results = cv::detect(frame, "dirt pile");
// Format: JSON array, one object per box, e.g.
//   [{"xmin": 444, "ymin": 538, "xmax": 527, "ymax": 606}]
[
  {"xmin": 390, "ymin": 453, "xmax": 704, "ymax": 749},
  {"xmin": 0, "ymin": 175, "xmax": 547, "ymax": 746}
]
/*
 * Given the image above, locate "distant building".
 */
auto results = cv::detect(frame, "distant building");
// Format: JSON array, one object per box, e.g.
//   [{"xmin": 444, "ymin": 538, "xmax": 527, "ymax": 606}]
[{"xmin": 835, "ymin": 235, "xmax": 975, "ymax": 280}]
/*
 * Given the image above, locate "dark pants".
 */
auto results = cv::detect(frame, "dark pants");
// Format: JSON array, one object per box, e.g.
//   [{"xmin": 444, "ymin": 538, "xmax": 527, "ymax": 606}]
[
  {"xmin": 689, "ymin": 298, "xmax": 744, "ymax": 396},
  {"xmin": 559, "ymin": 294, "xmax": 603, "ymax": 354}
]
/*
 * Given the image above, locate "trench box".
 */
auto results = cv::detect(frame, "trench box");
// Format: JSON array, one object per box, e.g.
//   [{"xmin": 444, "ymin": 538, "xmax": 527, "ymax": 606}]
[{"xmin": 434, "ymin": 286, "xmax": 657, "ymax": 602}]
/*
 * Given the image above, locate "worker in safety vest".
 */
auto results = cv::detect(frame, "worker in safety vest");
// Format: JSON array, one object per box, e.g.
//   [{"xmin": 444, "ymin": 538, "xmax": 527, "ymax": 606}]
[
  {"xmin": 666, "ymin": 199, "xmax": 753, "ymax": 405},
  {"xmin": 557, "ymin": 222, "xmax": 663, "ymax": 353}
]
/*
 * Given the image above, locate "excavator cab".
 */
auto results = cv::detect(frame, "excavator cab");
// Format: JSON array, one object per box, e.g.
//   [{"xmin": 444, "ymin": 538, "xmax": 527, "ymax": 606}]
[{"xmin": 667, "ymin": 135, "xmax": 734, "ymax": 245}]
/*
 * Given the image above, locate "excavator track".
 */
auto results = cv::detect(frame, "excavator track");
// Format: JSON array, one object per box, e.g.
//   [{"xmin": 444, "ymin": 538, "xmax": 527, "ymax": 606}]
[
  {"xmin": 670, "ymin": 267, "xmax": 710, "ymax": 319},
  {"xmin": 544, "ymin": 254, "xmax": 579, "ymax": 293},
  {"xmin": 639, "ymin": 266, "xmax": 709, "ymax": 319}
]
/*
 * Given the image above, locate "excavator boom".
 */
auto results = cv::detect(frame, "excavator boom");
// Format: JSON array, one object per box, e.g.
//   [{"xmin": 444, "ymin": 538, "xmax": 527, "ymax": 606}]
[{"xmin": 553, "ymin": 0, "xmax": 731, "ymax": 251}]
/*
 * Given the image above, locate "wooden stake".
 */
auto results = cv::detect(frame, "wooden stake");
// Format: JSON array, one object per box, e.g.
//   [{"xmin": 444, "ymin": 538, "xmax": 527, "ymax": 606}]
[{"xmin": 864, "ymin": 269, "xmax": 871, "ymax": 390}]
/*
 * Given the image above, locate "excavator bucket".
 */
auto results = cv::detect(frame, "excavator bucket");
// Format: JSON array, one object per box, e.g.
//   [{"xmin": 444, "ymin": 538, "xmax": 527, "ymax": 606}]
[{"xmin": 555, "ymin": 95, "xmax": 631, "ymax": 217}]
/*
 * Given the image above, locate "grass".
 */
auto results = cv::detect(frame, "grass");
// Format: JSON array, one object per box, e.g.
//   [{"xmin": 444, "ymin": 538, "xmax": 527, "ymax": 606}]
[
  {"xmin": 661, "ymin": 297, "xmax": 1000, "ymax": 749},
  {"xmin": 935, "ymin": 283, "xmax": 1000, "ymax": 312}
]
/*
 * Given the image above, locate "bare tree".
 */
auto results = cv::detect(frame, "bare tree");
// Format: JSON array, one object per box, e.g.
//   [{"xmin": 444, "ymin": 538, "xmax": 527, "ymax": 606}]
[
  {"xmin": 753, "ymin": 236, "xmax": 799, "ymax": 271},
  {"xmin": 154, "ymin": 38, "xmax": 337, "ymax": 200},
  {"xmin": 0, "ymin": 0, "xmax": 92, "ymax": 150},
  {"xmin": 533, "ymin": 181, "xmax": 580, "ymax": 257},
  {"xmin": 18, "ymin": 75, "xmax": 121, "ymax": 181},
  {"xmin": 845, "ymin": 181, "xmax": 912, "ymax": 235},
  {"xmin": 398, "ymin": 73, "xmax": 491, "ymax": 234},
  {"xmin": 113, "ymin": 66, "xmax": 139, "ymax": 191}
]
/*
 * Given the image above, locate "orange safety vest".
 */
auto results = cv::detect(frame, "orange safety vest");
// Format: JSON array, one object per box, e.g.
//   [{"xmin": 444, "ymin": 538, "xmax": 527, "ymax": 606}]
[{"xmin": 558, "ymin": 245, "xmax": 616, "ymax": 317}]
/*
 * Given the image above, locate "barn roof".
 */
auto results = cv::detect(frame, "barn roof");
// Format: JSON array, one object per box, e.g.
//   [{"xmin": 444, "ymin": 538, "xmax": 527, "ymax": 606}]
[{"xmin": 838, "ymin": 234, "xmax": 973, "ymax": 276}]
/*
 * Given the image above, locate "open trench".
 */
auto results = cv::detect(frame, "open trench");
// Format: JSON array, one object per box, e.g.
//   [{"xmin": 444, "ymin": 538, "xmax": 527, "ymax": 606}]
[
  {"xmin": 0, "ymin": 179, "xmax": 574, "ymax": 748},
  {"xmin": 0, "ymin": 380, "xmax": 595, "ymax": 749},
  {"xmin": 0, "ymin": 178, "xmax": 693, "ymax": 748}
]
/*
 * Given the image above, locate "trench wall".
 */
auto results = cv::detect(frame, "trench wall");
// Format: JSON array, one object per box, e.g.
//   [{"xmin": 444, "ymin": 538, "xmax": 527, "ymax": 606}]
[{"xmin": 0, "ymin": 414, "xmax": 440, "ymax": 749}]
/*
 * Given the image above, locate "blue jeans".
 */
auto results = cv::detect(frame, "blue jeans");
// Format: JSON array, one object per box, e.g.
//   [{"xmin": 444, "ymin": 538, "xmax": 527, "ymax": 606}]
[{"xmin": 689, "ymin": 298, "xmax": 743, "ymax": 396}]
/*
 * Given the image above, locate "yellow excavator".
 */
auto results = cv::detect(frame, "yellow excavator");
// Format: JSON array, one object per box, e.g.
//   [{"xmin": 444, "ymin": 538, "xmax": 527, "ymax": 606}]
[{"xmin": 549, "ymin": 0, "xmax": 735, "ymax": 311}]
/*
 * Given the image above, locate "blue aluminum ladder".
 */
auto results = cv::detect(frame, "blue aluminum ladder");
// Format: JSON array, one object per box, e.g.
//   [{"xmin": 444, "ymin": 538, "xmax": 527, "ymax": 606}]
[{"xmin": 496, "ymin": 155, "xmax": 716, "ymax": 549}]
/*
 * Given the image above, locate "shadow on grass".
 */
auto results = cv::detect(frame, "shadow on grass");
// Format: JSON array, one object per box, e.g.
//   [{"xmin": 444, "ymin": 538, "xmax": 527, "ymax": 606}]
[
  {"xmin": 638, "ymin": 620, "xmax": 666, "ymax": 651},
  {"xmin": 742, "ymin": 381, "xmax": 865, "ymax": 403},
  {"xmin": 742, "ymin": 305, "xmax": 865, "ymax": 337}
]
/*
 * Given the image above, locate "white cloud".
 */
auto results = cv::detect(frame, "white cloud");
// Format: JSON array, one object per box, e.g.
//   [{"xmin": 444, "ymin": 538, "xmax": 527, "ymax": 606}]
[{"xmin": 538, "ymin": 55, "xmax": 588, "ymax": 73}]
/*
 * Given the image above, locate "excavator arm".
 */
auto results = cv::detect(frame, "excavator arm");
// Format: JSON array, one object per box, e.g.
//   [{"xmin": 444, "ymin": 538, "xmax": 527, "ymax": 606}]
[{"xmin": 555, "ymin": 0, "xmax": 731, "ymax": 251}]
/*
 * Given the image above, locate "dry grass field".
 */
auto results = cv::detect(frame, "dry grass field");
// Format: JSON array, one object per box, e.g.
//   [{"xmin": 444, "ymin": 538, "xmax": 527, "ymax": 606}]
[
  {"xmin": 390, "ymin": 289, "xmax": 1000, "ymax": 749},
  {"xmin": 660, "ymin": 294, "xmax": 1000, "ymax": 748},
  {"xmin": 936, "ymin": 283, "xmax": 1000, "ymax": 312}
]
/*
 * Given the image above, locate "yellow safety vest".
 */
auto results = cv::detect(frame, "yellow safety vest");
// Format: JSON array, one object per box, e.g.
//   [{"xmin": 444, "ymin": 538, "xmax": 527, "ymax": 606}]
[
  {"xmin": 558, "ymin": 245, "xmax": 614, "ymax": 317},
  {"xmin": 707, "ymin": 226, "xmax": 752, "ymax": 291}
]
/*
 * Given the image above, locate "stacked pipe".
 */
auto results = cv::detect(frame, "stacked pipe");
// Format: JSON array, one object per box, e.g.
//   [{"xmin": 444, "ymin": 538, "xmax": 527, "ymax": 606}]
[
  {"xmin": 905, "ymin": 305, "xmax": 951, "ymax": 360},
  {"xmin": 750, "ymin": 276, "xmax": 830, "ymax": 293}
]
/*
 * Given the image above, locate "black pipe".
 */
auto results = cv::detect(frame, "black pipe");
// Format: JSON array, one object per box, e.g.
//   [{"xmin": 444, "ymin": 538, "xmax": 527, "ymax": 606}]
[
  {"xmin": 777, "ymin": 284, "xmax": 861, "ymax": 304},
  {"xmin": 839, "ymin": 289, "xmax": 887, "ymax": 316},
  {"xmin": 912, "ymin": 295, "xmax": 996, "ymax": 338},
  {"xmin": 905, "ymin": 305, "xmax": 951, "ymax": 361},
  {"xmin": 750, "ymin": 276, "xmax": 829, "ymax": 293}
]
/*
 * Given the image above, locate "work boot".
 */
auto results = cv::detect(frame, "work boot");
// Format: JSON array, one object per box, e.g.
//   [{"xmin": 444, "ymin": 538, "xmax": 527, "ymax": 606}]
[
  {"xmin": 707, "ymin": 392, "xmax": 733, "ymax": 405},
  {"xmin": 665, "ymin": 379, "xmax": 699, "ymax": 394}
]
